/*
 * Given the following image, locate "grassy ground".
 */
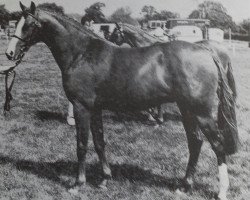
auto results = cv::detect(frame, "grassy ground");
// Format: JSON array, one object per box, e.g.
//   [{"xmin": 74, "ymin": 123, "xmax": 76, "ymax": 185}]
[{"xmin": 0, "ymin": 39, "xmax": 249, "ymax": 200}]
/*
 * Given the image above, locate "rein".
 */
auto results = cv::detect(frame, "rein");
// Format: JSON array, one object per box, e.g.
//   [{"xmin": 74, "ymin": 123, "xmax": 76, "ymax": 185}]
[{"xmin": 0, "ymin": 58, "xmax": 22, "ymax": 115}]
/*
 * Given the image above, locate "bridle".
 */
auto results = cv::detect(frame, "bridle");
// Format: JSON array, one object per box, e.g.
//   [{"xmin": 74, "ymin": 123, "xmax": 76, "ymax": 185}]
[{"xmin": 12, "ymin": 12, "xmax": 41, "ymax": 52}]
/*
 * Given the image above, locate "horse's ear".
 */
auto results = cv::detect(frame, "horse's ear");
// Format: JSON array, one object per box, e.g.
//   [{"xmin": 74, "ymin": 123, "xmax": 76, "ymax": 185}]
[
  {"xmin": 19, "ymin": 1, "xmax": 27, "ymax": 12},
  {"xmin": 30, "ymin": 1, "xmax": 36, "ymax": 14}
]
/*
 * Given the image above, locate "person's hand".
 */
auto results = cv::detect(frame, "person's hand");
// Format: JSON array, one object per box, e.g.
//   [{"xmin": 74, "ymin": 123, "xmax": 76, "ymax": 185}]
[{"xmin": 0, "ymin": 65, "xmax": 16, "ymax": 74}]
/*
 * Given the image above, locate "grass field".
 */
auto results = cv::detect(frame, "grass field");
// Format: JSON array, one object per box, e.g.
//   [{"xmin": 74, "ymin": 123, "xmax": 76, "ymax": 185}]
[{"xmin": 0, "ymin": 39, "xmax": 249, "ymax": 200}]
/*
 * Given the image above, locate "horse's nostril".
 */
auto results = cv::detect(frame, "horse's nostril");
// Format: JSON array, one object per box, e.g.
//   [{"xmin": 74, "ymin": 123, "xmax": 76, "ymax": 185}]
[
  {"xmin": 10, "ymin": 51, "xmax": 14, "ymax": 56},
  {"xmin": 5, "ymin": 52, "xmax": 13, "ymax": 60}
]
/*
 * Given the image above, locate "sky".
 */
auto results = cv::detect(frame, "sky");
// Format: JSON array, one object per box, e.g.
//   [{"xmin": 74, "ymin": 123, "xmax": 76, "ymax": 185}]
[{"xmin": 1, "ymin": 0, "xmax": 250, "ymax": 23}]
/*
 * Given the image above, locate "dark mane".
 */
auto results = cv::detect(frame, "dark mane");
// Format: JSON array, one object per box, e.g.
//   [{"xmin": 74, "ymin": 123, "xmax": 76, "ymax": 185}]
[
  {"xmin": 122, "ymin": 23, "xmax": 164, "ymax": 43},
  {"xmin": 38, "ymin": 8, "xmax": 114, "ymax": 44}
]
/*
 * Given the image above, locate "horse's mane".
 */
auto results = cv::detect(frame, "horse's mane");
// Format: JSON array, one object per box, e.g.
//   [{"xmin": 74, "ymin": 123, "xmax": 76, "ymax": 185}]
[
  {"xmin": 37, "ymin": 8, "xmax": 115, "ymax": 45},
  {"xmin": 122, "ymin": 23, "xmax": 164, "ymax": 43}
]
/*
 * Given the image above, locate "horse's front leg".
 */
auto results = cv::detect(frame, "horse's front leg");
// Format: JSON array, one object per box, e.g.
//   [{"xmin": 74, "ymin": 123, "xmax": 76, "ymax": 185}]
[
  {"xmin": 69, "ymin": 102, "xmax": 90, "ymax": 194},
  {"xmin": 90, "ymin": 108, "xmax": 112, "ymax": 189}
]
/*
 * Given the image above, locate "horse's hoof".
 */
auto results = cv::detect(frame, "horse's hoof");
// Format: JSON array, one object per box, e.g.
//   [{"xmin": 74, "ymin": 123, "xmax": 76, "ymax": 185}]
[
  {"xmin": 68, "ymin": 182, "xmax": 86, "ymax": 195},
  {"xmin": 175, "ymin": 189, "xmax": 188, "ymax": 197},
  {"xmin": 176, "ymin": 179, "xmax": 193, "ymax": 194},
  {"xmin": 148, "ymin": 115, "xmax": 156, "ymax": 122},
  {"xmin": 67, "ymin": 116, "xmax": 75, "ymax": 126},
  {"xmin": 68, "ymin": 185, "xmax": 80, "ymax": 195},
  {"xmin": 98, "ymin": 179, "xmax": 108, "ymax": 190},
  {"xmin": 214, "ymin": 193, "xmax": 228, "ymax": 200},
  {"xmin": 175, "ymin": 188, "xmax": 184, "ymax": 195},
  {"xmin": 154, "ymin": 124, "xmax": 160, "ymax": 128},
  {"xmin": 159, "ymin": 117, "xmax": 164, "ymax": 123}
]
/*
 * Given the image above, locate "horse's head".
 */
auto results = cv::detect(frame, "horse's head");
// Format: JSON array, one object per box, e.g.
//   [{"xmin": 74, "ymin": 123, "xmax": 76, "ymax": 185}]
[{"xmin": 6, "ymin": 1, "xmax": 42, "ymax": 61}]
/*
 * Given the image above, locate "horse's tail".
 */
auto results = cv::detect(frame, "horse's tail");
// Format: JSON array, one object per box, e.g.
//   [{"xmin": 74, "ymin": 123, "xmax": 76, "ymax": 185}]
[
  {"xmin": 213, "ymin": 56, "xmax": 239, "ymax": 155},
  {"xmin": 227, "ymin": 61, "xmax": 237, "ymax": 100}
]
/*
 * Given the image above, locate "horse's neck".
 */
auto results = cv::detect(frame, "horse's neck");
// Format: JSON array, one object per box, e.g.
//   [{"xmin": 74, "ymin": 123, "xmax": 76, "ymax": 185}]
[
  {"xmin": 125, "ymin": 33, "xmax": 150, "ymax": 47},
  {"xmin": 39, "ymin": 11, "xmax": 90, "ymax": 71}
]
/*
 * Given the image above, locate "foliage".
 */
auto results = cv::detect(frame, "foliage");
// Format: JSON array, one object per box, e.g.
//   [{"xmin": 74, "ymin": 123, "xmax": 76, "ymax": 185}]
[
  {"xmin": 140, "ymin": 5, "xmax": 179, "ymax": 22},
  {"xmin": 189, "ymin": 10, "xmax": 201, "ymax": 19},
  {"xmin": 224, "ymin": 32, "xmax": 250, "ymax": 41},
  {"xmin": 37, "ymin": 2, "xmax": 64, "ymax": 14},
  {"xmin": 81, "ymin": 2, "xmax": 108, "ymax": 25},
  {"xmin": 188, "ymin": 1, "xmax": 237, "ymax": 31},
  {"xmin": 10, "ymin": 11, "xmax": 22, "ymax": 21},
  {"xmin": 110, "ymin": 7, "xmax": 139, "ymax": 26},
  {"xmin": 153, "ymin": 10, "xmax": 179, "ymax": 20},
  {"xmin": 241, "ymin": 19, "xmax": 250, "ymax": 33},
  {"xmin": 141, "ymin": 5, "xmax": 156, "ymax": 21},
  {"xmin": 0, "ymin": 4, "xmax": 10, "ymax": 27}
]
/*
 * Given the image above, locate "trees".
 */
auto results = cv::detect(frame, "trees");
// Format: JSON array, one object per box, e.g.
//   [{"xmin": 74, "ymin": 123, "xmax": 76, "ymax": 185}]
[
  {"xmin": 0, "ymin": 4, "xmax": 10, "ymax": 28},
  {"xmin": 140, "ymin": 5, "xmax": 179, "ymax": 22},
  {"xmin": 110, "ymin": 7, "xmax": 139, "ymax": 26},
  {"xmin": 141, "ymin": 5, "xmax": 156, "ymax": 21},
  {"xmin": 153, "ymin": 10, "xmax": 179, "ymax": 20},
  {"xmin": 188, "ymin": 1, "xmax": 237, "ymax": 31},
  {"xmin": 10, "ymin": 11, "xmax": 22, "ymax": 21},
  {"xmin": 81, "ymin": 2, "xmax": 108, "ymax": 25},
  {"xmin": 37, "ymin": 2, "xmax": 65, "ymax": 14},
  {"xmin": 241, "ymin": 19, "xmax": 250, "ymax": 33}
]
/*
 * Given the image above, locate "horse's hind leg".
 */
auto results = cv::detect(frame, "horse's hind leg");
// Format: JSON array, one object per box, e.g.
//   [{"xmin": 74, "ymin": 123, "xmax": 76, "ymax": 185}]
[
  {"xmin": 197, "ymin": 115, "xmax": 229, "ymax": 200},
  {"xmin": 67, "ymin": 102, "xmax": 75, "ymax": 126},
  {"xmin": 157, "ymin": 105, "xmax": 164, "ymax": 123},
  {"xmin": 90, "ymin": 108, "xmax": 112, "ymax": 188},
  {"xmin": 177, "ymin": 104, "xmax": 203, "ymax": 193}
]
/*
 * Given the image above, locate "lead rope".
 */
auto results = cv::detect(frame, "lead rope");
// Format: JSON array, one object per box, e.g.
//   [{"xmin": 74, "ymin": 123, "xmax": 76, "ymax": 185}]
[
  {"xmin": 4, "ymin": 70, "xmax": 16, "ymax": 115},
  {"xmin": 1, "ymin": 58, "xmax": 22, "ymax": 115}
]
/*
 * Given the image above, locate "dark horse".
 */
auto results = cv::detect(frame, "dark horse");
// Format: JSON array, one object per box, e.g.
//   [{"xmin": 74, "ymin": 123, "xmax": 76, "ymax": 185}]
[{"xmin": 6, "ymin": 2, "xmax": 238, "ymax": 199}]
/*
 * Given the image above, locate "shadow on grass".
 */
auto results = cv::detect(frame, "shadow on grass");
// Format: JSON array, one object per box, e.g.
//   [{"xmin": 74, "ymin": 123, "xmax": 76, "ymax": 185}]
[
  {"xmin": 35, "ymin": 110, "xmax": 65, "ymax": 123},
  {"xmin": 34, "ymin": 109, "xmax": 181, "ymax": 126},
  {"xmin": 109, "ymin": 111, "xmax": 181, "ymax": 125},
  {"xmin": 0, "ymin": 155, "xmax": 175, "ymax": 189},
  {"xmin": 0, "ymin": 155, "xmax": 217, "ymax": 198}
]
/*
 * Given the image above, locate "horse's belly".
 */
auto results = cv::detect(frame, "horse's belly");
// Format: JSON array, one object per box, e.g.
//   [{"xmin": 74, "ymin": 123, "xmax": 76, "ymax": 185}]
[{"xmin": 99, "ymin": 82, "xmax": 174, "ymax": 111}]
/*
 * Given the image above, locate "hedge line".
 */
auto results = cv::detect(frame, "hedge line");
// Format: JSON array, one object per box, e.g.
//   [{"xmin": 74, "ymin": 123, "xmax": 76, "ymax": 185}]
[{"xmin": 224, "ymin": 33, "xmax": 250, "ymax": 42}]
